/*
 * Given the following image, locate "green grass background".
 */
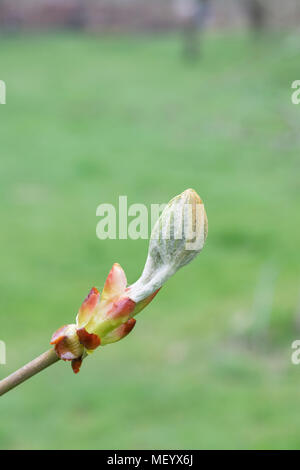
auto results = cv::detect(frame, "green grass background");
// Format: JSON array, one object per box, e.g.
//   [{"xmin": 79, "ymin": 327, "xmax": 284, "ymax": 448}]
[{"xmin": 0, "ymin": 32, "xmax": 300, "ymax": 449}]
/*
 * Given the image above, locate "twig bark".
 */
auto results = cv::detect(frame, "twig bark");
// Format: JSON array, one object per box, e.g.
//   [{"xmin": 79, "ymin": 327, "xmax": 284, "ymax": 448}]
[{"xmin": 0, "ymin": 349, "xmax": 59, "ymax": 397}]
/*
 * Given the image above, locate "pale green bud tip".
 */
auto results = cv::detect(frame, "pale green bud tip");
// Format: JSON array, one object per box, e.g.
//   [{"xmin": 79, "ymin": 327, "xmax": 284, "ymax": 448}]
[{"xmin": 128, "ymin": 188, "xmax": 208, "ymax": 303}]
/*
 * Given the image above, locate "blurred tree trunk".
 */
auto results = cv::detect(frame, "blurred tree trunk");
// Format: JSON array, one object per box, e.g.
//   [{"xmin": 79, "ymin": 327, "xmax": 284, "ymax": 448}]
[
  {"xmin": 243, "ymin": 0, "xmax": 266, "ymax": 33},
  {"xmin": 67, "ymin": 0, "xmax": 87, "ymax": 30},
  {"xmin": 0, "ymin": 1, "xmax": 4, "ymax": 28},
  {"xmin": 182, "ymin": 0, "xmax": 210, "ymax": 61},
  {"xmin": 0, "ymin": 0, "xmax": 22, "ymax": 34}
]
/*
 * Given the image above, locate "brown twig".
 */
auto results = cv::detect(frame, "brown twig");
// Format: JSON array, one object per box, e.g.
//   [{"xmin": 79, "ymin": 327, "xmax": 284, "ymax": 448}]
[{"xmin": 0, "ymin": 349, "xmax": 60, "ymax": 397}]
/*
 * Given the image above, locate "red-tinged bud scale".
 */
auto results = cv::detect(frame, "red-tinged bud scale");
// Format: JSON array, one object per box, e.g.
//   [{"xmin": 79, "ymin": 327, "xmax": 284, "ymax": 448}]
[
  {"xmin": 50, "ymin": 324, "xmax": 84, "ymax": 361},
  {"xmin": 77, "ymin": 328, "xmax": 101, "ymax": 350},
  {"xmin": 71, "ymin": 357, "xmax": 83, "ymax": 374},
  {"xmin": 101, "ymin": 318, "xmax": 136, "ymax": 346}
]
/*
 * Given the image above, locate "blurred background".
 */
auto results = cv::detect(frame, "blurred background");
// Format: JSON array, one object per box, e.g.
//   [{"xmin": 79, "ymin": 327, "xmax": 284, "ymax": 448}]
[{"xmin": 0, "ymin": 0, "xmax": 300, "ymax": 450}]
